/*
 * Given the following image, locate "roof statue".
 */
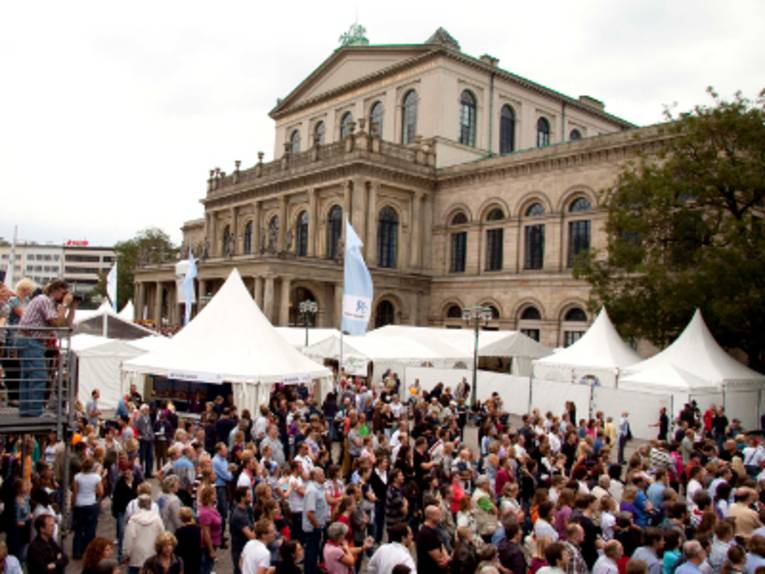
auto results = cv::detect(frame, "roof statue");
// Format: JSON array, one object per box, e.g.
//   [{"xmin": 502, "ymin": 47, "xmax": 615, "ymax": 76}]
[
  {"xmin": 425, "ymin": 27, "xmax": 460, "ymax": 50},
  {"xmin": 339, "ymin": 23, "xmax": 369, "ymax": 47}
]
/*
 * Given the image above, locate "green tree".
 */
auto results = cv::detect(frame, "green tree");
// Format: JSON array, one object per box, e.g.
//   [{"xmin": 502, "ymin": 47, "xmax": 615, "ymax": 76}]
[
  {"xmin": 575, "ymin": 88, "xmax": 765, "ymax": 369},
  {"xmin": 94, "ymin": 227, "xmax": 177, "ymax": 309}
]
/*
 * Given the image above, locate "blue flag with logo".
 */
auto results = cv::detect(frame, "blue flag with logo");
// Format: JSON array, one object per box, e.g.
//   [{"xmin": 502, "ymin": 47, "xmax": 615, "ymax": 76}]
[
  {"xmin": 341, "ymin": 219, "xmax": 373, "ymax": 336},
  {"xmin": 182, "ymin": 253, "xmax": 198, "ymax": 326}
]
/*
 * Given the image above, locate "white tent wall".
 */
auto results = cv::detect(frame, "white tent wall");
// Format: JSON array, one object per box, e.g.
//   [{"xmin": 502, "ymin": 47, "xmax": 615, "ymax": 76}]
[
  {"xmin": 533, "ymin": 364, "xmax": 620, "ymax": 387},
  {"xmin": 78, "ymin": 355, "xmax": 123, "ymax": 409},
  {"xmin": 724, "ymin": 390, "xmax": 761, "ymax": 431},
  {"xmin": 592, "ymin": 386, "xmax": 670, "ymax": 441},
  {"xmin": 404, "ymin": 367, "xmax": 531, "ymax": 416},
  {"xmin": 531, "ymin": 380, "xmax": 592, "ymax": 424}
]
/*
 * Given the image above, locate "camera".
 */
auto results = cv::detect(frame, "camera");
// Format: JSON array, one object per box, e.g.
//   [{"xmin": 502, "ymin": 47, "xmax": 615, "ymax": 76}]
[{"xmin": 72, "ymin": 294, "xmax": 84, "ymax": 304}]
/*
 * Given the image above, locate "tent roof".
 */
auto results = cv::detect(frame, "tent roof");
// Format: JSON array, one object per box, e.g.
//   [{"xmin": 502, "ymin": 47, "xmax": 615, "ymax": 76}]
[
  {"xmin": 70, "ymin": 334, "xmax": 111, "ymax": 352},
  {"xmin": 535, "ymin": 307, "xmax": 641, "ymax": 370},
  {"xmin": 619, "ymin": 362, "xmax": 719, "ymax": 393},
  {"xmin": 123, "ymin": 269, "xmax": 331, "ymax": 384},
  {"xmin": 370, "ymin": 325, "xmax": 551, "ymax": 359},
  {"xmin": 73, "ymin": 334, "xmax": 167, "ymax": 357},
  {"xmin": 118, "ymin": 300, "xmax": 135, "ymax": 322},
  {"xmin": 305, "ymin": 331, "xmax": 448, "ymax": 362},
  {"xmin": 74, "ymin": 301, "xmax": 114, "ymax": 324},
  {"xmin": 274, "ymin": 327, "xmax": 341, "ymax": 348},
  {"xmin": 624, "ymin": 310, "xmax": 765, "ymax": 385}
]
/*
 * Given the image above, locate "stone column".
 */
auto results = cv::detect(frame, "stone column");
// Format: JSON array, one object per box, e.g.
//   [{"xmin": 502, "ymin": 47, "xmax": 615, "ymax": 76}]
[
  {"xmin": 263, "ymin": 275, "xmax": 275, "ymax": 323},
  {"xmin": 352, "ymin": 179, "xmax": 367, "ymax": 249},
  {"xmin": 230, "ymin": 206, "xmax": 238, "ymax": 255},
  {"xmin": 334, "ymin": 282, "xmax": 343, "ymax": 328},
  {"xmin": 422, "ymin": 192, "xmax": 433, "ymax": 270},
  {"xmin": 254, "ymin": 276, "xmax": 264, "ymax": 309},
  {"xmin": 279, "ymin": 276, "xmax": 292, "ymax": 326},
  {"xmin": 307, "ymin": 188, "xmax": 317, "ymax": 257},
  {"xmin": 153, "ymin": 282, "xmax": 163, "ymax": 323},
  {"xmin": 208, "ymin": 211, "xmax": 217, "ymax": 257},
  {"xmin": 134, "ymin": 282, "xmax": 145, "ymax": 321},
  {"xmin": 277, "ymin": 196, "xmax": 287, "ymax": 252},
  {"xmin": 252, "ymin": 201, "xmax": 261, "ymax": 255},
  {"xmin": 366, "ymin": 181, "xmax": 379, "ymax": 266},
  {"xmin": 342, "ymin": 181, "xmax": 352, "ymax": 232},
  {"xmin": 410, "ymin": 191, "xmax": 423, "ymax": 268}
]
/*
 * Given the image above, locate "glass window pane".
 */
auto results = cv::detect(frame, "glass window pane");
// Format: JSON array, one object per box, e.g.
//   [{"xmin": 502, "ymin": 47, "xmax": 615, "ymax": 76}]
[
  {"xmin": 401, "ymin": 91, "xmax": 417, "ymax": 144},
  {"xmin": 377, "ymin": 207, "xmax": 399, "ymax": 268},
  {"xmin": 485, "ymin": 228, "xmax": 503, "ymax": 271},
  {"xmin": 500, "ymin": 105, "xmax": 515, "ymax": 154},
  {"xmin": 450, "ymin": 232, "xmax": 467, "ymax": 273},
  {"xmin": 369, "ymin": 102, "xmax": 383, "ymax": 138},
  {"xmin": 459, "ymin": 90, "xmax": 477, "ymax": 147}
]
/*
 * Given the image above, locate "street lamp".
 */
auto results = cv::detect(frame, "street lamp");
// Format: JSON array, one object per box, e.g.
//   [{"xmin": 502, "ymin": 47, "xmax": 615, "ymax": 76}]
[
  {"xmin": 299, "ymin": 299, "xmax": 319, "ymax": 347},
  {"xmin": 462, "ymin": 304, "xmax": 494, "ymax": 409}
]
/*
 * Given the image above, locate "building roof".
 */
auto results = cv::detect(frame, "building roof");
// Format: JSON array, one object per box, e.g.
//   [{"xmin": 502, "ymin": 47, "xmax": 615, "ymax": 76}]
[{"xmin": 269, "ymin": 28, "xmax": 635, "ymax": 129}]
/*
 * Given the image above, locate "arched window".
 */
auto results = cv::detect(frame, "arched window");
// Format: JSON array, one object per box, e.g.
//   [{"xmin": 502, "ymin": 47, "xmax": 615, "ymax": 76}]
[
  {"xmin": 289, "ymin": 129, "xmax": 301, "ymax": 154},
  {"xmin": 499, "ymin": 105, "xmax": 515, "ymax": 154},
  {"xmin": 222, "ymin": 225, "xmax": 232, "ymax": 257},
  {"xmin": 484, "ymin": 305, "xmax": 500, "ymax": 319},
  {"xmin": 377, "ymin": 207, "xmax": 399, "ymax": 268},
  {"xmin": 450, "ymin": 212, "xmax": 468, "ymax": 273},
  {"xmin": 519, "ymin": 305, "xmax": 542, "ymax": 341},
  {"xmin": 295, "ymin": 211, "xmax": 308, "ymax": 257},
  {"xmin": 446, "ymin": 304, "xmax": 463, "ymax": 319},
  {"xmin": 486, "ymin": 208, "xmax": 504, "ymax": 221},
  {"xmin": 267, "ymin": 216, "xmax": 279, "ymax": 252},
  {"xmin": 537, "ymin": 117, "xmax": 551, "ymax": 148},
  {"xmin": 313, "ymin": 121, "xmax": 326, "ymax": 145},
  {"xmin": 564, "ymin": 307, "xmax": 587, "ymax": 322},
  {"xmin": 569, "ymin": 129, "xmax": 582, "ymax": 141},
  {"xmin": 375, "ymin": 300, "xmax": 396, "ymax": 328},
  {"xmin": 521, "ymin": 306, "xmax": 541, "ymax": 321},
  {"xmin": 401, "ymin": 90, "xmax": 418, "ymax": 145},
  {"xmin": 569, "ymin": 197, "xmax": 592, "ymax": 212},
  {"xmin": 563, "ymin": 306, "xmax": 587, "ymax": 346},
  {"xmin": 484, "ymin": 208, "xmax": 504, "ymax": 271},
  {"xmin": 340, "ymin": 112, "xmax": 354, "ymax": 139},
  {"xmin": 524, "ymin": 202, "xmax": 545, "ymax": 270},
  {"xmin": 451, "ymin": 211, "xmax": 468, "ymax": 225},
  {"xmin": 567, "ymin": 197, "xmax": 592, "ymax": 267},
  {"xmin": 369, "ymin": 101, "xmax": 383, "ymax": 138},
  {"xmin": 326, "ymin": 205, "xmax": 343, "ymax": 259},
  {"xmin": 243, "ymin": 221, "xmax": 253, "ymax": 254},
  {"xmin": 459, "ymin": 90, "xmax": 477, "ymax": 147}
]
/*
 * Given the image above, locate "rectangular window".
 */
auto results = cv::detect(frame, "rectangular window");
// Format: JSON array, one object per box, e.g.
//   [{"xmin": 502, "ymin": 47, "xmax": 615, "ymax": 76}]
[
  {"xmin": 568, "ymin": 220, "xmax": 591, "ymax": 267},
  {"xmin": 450, "ymin": 232, "xmax": 467, "ymax": 273},
  {"xmin": 485, "ymin": 228, "xmax": 503, "ymax": 271},
  {"xmin": 524, "ymin": 224, "xmax": 545, "ymax": 270},
  {"xmin": 521, "ymin": 328, "xmax": 540, "ymax": 342},
  {"xmin": 564, "ymin": 330, "xmax": 584, "ymax": 347}
]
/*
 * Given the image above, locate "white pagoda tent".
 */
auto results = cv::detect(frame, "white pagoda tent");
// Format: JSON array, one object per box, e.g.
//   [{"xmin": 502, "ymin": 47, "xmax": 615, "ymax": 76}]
[
  {"xmin": 117, "ymin": 300, "xmax": 135, "ymax": 322},
  {"xmin": 621, "ymin": 310, "xmax": 765, "ymax": 428},
  {"xmin": 122, "ymin": 269, "xmax": 332, "ymax": 412},
  {"xmin": 274, "ymin": 327, "xmax": 341, "ymax": 349},
  {"xmin": 533, "ymin": 307, "xmax": 641, "ymax": 387}
]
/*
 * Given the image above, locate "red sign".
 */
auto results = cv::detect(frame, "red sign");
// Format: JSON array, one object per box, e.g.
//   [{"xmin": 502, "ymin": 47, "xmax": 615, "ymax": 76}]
[{"xmin": 65, "ymin": 240, "xmax": 90, "ymax": 247}]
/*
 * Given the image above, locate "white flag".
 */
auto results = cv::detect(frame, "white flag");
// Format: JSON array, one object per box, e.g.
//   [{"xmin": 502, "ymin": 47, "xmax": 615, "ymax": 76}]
[{"xmin": 106, "ymin": 263, "xmax": 118, "ymax": 311}]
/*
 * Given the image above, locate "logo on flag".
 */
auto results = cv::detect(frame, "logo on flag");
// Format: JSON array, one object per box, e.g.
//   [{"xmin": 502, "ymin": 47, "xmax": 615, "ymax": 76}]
[{"xmin": 341, "ymin": 219, "xmax": 373, "ymax": 336}]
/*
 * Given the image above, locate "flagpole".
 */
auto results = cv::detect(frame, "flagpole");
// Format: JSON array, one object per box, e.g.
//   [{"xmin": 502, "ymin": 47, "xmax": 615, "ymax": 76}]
[{"xmin": 339, "ymin": 330, "xmax": 344, "ymax": 389}]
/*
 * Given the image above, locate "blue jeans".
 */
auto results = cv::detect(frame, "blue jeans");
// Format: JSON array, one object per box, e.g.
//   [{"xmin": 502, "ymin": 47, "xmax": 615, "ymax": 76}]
[
  {"xmin": 304, "ymin": 529, "xmax": 322, "ymax": 574},
  {"xmin": 18, "ymin": 337, "xmax": 46, "ymax": 417},
  {"xmin": 115, "ymin": 512, "xmax": 126, "ymax": 559},
  {"xmin": 73, "ymin": 503, "xmax": 100, "ymax": 559},
  {"xmin": 139, "ymin": 439, "xmax": 154, "ymax": 477},
  {"xmin": 201, "ymin": 551, "xmax": 214, "ymax": 574},
  {"xmin": 216, "ymin": 485, "xmax": 229, "ymax": 525}
]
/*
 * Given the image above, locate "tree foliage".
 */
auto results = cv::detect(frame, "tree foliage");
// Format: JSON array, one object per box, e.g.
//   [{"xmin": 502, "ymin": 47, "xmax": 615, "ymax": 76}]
[
  {"xmin": 94, "ymin": 228, "xmax": 177, "ymax": 309},
  {"xmin": 575, "ymin": 88, "xmax": 765, "ymax": 369}
]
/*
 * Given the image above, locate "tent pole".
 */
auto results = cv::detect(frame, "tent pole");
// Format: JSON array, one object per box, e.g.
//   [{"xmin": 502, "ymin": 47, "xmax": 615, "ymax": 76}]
[
  {"xmin": 339, "ymin": 330, "xmax": 344, "ymax": 388},
  {"xmin": 527, "ymin": 375, "xmax": 533, "ymax": 415}
]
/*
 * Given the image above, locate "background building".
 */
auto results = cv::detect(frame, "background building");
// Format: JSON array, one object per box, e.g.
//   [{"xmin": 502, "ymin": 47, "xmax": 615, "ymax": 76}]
[
  {"xmin": 134, "ymin": 28, "xmax": 659, "ymax": 347},
  {"xmin": 0, "ymin": 243, "xmax": 64, "ymax": 287},
  {"xmin": 62, "ymin": 242, "xmax": 116, "ymax": 295}
]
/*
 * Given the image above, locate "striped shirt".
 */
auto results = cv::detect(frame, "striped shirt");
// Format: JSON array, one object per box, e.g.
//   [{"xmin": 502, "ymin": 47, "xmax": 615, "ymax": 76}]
[{"xmin": 18, "ymin": 295, "xmax": 59, "ymax": 339}]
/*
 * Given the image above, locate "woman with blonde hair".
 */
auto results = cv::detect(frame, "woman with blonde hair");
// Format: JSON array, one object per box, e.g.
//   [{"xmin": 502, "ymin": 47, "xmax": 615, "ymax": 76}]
[{"xmin": 141, "ymin": 532, "xmax": 183, "ymax": 574}]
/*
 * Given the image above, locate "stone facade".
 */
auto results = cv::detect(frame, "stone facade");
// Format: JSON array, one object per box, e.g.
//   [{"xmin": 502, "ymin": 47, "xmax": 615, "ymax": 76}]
[{"xmin": 134, "ymin": 29, "xmax": 663, "ymax": 346}]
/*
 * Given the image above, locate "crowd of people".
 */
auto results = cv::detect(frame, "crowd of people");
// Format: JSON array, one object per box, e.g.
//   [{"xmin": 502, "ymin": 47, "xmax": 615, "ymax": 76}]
[{"xmin": 2, "ymin": 278, "xmax": 765, "ymax": 574}]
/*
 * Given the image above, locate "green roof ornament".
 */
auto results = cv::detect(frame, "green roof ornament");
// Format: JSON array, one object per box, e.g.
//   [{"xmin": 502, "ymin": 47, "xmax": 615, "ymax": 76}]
[{"xmin": 339, "ymin": 23, "xmax": 369, "ymax": 47}]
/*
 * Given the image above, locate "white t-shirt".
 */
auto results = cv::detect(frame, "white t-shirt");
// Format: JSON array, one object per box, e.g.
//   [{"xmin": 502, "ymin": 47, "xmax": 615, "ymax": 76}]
[
  {"xmin": 241, "ymin": 539, "xmax": 270, "ymax": 574},
  {"xmin": 237, "ymin": 471, "xmax": 253, "ymax": 490},
  {"xmin": 287, "ymin": 475, "xmax": 305, "ymax": 513},
  {"xmin": 74, "ymin": 472, "xmax": 101, "ymax": 506}
]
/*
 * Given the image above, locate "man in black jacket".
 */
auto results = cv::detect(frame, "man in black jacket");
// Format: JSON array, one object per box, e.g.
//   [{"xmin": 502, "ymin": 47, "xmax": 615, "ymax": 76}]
[
  {"xmin": 27, "ymin": 514, "xmax": 68, "ymax": 574},
  {"xmin": 498, "ymin": 522, "xmax": 526, "ymax": 574}
]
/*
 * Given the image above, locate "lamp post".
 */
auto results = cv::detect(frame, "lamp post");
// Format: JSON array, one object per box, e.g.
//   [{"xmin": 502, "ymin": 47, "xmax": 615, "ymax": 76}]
[
  {"xmin": 462, "ymin": 305, "xmax": 494, "ymax": 409},
  {"xmin": 299, "ymin": 299, "xmax": 318, "ymax": 347}
]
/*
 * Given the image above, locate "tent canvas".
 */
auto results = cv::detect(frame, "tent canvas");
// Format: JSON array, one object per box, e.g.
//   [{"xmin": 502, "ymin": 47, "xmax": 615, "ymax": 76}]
[
  {"xmin": 619, "ymin": 363, "xmax": 719, "ymax": 394},
  {"xmin": 74, "ymin": 302, "xmax": 156, "ymax": 340},
  {"xmin": 274, "ymin": 327, "xmax": 341, "ymax": 349},
  {"xmin": 118, "ymin": 300, "xmax": 135, "ymax": 322},
  {"xmin": 123, "ymin": 269, "xmax": 331, "ymax": 386},
  {"xmin": 623, "ymin": 310, "xmax": 765, "ymax": 388},
  {"xmin": 533, "ymin": 308, "xmax": 641, "ymax": 387},
  {"xmin": 75, "ymin": 335, "xmax": 166, "ymax": 409}
]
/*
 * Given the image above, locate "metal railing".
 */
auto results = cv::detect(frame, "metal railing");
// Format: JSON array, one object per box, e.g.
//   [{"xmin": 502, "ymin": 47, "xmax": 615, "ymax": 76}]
[{"xmin": 0, "ymin": 325, "xmax": 76, "ymax": 436}]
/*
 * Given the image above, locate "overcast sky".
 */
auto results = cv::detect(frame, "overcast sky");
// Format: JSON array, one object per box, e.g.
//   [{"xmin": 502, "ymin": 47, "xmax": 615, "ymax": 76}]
[{"xmin": 1, "ymin": 0, "xmax": 762, "ymax": 246}]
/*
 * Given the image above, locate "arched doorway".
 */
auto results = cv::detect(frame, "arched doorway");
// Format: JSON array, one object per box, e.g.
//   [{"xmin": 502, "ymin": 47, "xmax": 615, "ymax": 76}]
[
  {"xmin": 289, "ymin": 286, "xmax": 319, "ymax": 327},
  {"xmin": 374, "ymin": 299, "xmax": 396, "ymax": 328}
]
